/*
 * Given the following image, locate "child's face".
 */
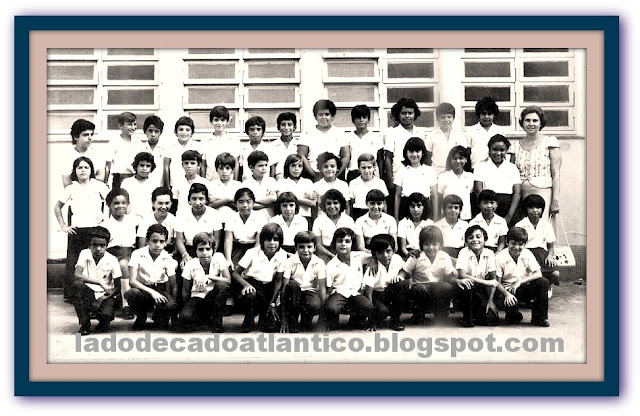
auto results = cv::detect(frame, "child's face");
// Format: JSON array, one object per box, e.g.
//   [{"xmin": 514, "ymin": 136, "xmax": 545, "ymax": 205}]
[
  {"xmin": 479, "ymin": 200, "xmax": 498, "ymax": 217},
  {"xmin": 216, "ymin": 165, "xmax": 233, "ymax": 182},
  {"xmin": 247, "ymin": 125, "xmax": 264, "ymax": 143},
  {"xmin": 422, "ymin": 240, "xmax": 441, "ymax": 260},
  {"xmin": 148, "ymin": 232, "xmax": 167, "ymax": 257},
  {"xmin": 296, "ymin": 242, "xmax": 315, "ymax": 261},
  {"xmin": 315, "ymin": 109, "xmax": 334, "ymax": 129},
  {"xmin": 288, "ymin": 160, "xmax": 303, "ymax": 178},
  {"xmin": 89, "ymin": 237, "xmax": 108, "ymax": 262},
  {"xmin": 152, "ymin": 194, "xmax": 172, "ymax": 215},
  {"xmin": 488, "ymin": 141, "xmax": 507, "ymax": 165},
  {"xmin": 353, "ymin": 115, "xmax": 369, "ymax": 130},
  {"xmin": 444, "ymin": 203, "xmax": 461, "ymax": 222},
  {"xmin": 321, "ymin": 158, "xmax": 338, "ymax": 181},
  {"xmin": 75, "ymin": 160, "xmax": 92, "ymax": 182},
  {"xmin": 109, "ymin": 195, "xmax": 128, "ymax": 218},
  {"xmin": 145, "ymin": 125, "xmax": 162, "ymax": 146},
  {"xmin": 450, "ymin": 153, "xmax": 467, "ymax": 173},
  {"xmin": 251, "ymin": 160, "xmax": 269, "ymax": 179},
  {"xmin": 278, "ymin": 120, "xmax": 295, "ymax": 137},
  {"xmin": 358, "ymin": 160, "xmax": 375, "ymax": 181},
  {"xmin": 195, "ymin": 242, "xmax": 213, "ymax": 261},
  {"xmin": 182, "ymin": 159, "xmax": 200, "ymax": 177},
  {"xmin": 135, "ymin": 160, "xmax": 153, "ymax": 179},
  {"xmin": 262, "ymin": 236, "xmax": 281, "ymax": 257},
  {"xmin": 526, "ymin": 205, "xmax": 543, "ymax": 221},
  {"xmin": 76, "ymin": 129, "xmax": 94, "ymax": 151},
  {"xmin": 120, "ymin": 120, "xmax": 137, "ymax": 137},
  {"xmin": 236, "ymin": 194, "xmax": 255, "ymax": 216},
  {"xmin": 189, "ymin": 192, "xmax": 207, "ymax": 214},
  {"xmin": 466, "ymin": 229, "xmax": 486, "ymax": 252},
  {"xmin": 437, "ymin": 113, "xmax": 454, "ymax": 132},
  {"xmin": 399, "ymin": 106, "xmax": 415, "ymax": 128},
  {"xmin": 335, "ymin": 236, "xmax": 352, "ymax": 256},
  {"xmin": 407, "ymin": 149, "xmax": 423, "ymax": 166},
  {"xmin": 175, "ymin": 125, "xmax": 193, "ymax": 144},
  {"xmin": 211, "ymin": 116, "xmax": 229, "ymax": 134},
  {"xmin": 324, "ymin": 198, "xmax": 342, "ymax": 219},
  {"xmin": 507, "ymin": 240, "xmax": 525, "ymax": 259},
  {"xmin": 479, "ymin": 111, "xmax": 495, "ymax": 128},
  {"xmin": 522, "ymin": 112, "xmax": 541, "ymax": 134},
  {"xmin": 409, "ymin": 201, "xmax": 424, "ymax": 220},
  {"xmin": 280, "ymin": 201, "xmax": 296, "ymax": 219},
  {"xmin": 367, "ymin": 201, "xmax": 384, "ymax": 218},
  {"xmin": 374, "ymin": 246, "xmax": 394, "ymax": 267}
]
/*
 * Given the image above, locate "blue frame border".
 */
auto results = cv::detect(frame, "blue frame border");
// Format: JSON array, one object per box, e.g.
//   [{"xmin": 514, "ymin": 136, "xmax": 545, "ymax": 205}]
[{"xmin": 14, "ymin": 15, "xmax": 619, "ymax": 397}]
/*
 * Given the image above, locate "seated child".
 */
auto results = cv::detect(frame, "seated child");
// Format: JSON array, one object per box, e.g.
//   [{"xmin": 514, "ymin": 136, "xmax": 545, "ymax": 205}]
[
  {"xmin": 179, "ymin": 232, "xmax": 231, "ymax": 333},
  {"xmin": 166, "ymin": 116, "xmax": 203, "ymax": 189},
  {"xmin": 495, "ymin": 227, "xmax": 551, "ymax": 327},
  {"xmin": 172, "ymin": 150, "xmax": 212, "ymax": 216},
  {"xmin": 277, "ymin": 153, "xmax": 316, "ymax": 221},
  {"xmin": 354, "ymin": 189, "xmax": 397, "ymax": 253},
  {"xmin": 208, "ymin": 152, "xmax": 241, "ymax": 226},
  {"xmin": 203, "ymin": 105, "xmax": 242, "ymax": 182},
  {"xmin": 364, "ymin": 234, "xmax": 409, "ymax": 331},
  {"xmin": 434, "ymin": 194, "xmax": 469, "ymax": 262},
  {"xmin": 121, "ymin": 151, "xmax": 158, "ymax": 219},
  {"xmin": 106, "ymin": 111, "xmax": 150, "ymax": 190},
  {"xmin": 270, "ymin": 112, "xmax": 300, "ymax": 180},
  {"xmin": 240, "ymin": 116, "xmax": 271, "ymax": 181},
  {"xmin": 469, "ymin": 189, "xmax": 508, "ymax": 252},
  {"xmin": 224, "ymin": 188, "xmax": 268, "ymax": 269},
  {"xmin": 69, "ymin": 226, "xmax": 121, "ymax": 335},
  {"xmin": 124, "ymin": 224, "xmax": 178, "ymax": 330},
  {"xmin": 137, "ymin": 187, "xmax": 176, "ymax": 255},
  {"xmin": 242, "ymin": 150, "xmax": 278, "ymax": 221},
  {"xmin": 397, "ymin": 192, "xmax": 434, "ymax": 259},
  {"xmin": 438, "ymin": 146, "xmax": 474, "ymax": 221},
  {"xmin": 324, "ymin": 227, "xmax": 373, "ymax": 331},
  {"xmin": 280, "ymin": 231, "xmax": 326, "ymax": 333},
  {"xmin": 346, "ymin": 104, "xmax": 384, "ymax": 183},
  {"xmin": 142, "ymin": 115, "xmax": 169, "ymax": 189},
  {"xmin": 466, "ymin": 96, "xmax": 504, "ymax": 170},
  {"xmin": 398, "ymin": 226, "xmax": 456, "ymax": 324},
  {"xmin": 425, "ymin": 102, "xmax": 469, "ymax": 177},
  {"xmin": 232, "ymin": 223, "xmax": 288, "ymax": 333},
  {"xmin": 349, "ymin": 152, "xmax": 388, "ymax": 220},
  {"xmin": 269, "ymin": 192, "xmax": 309, "ymax": 254},
  {"xmin": 312, "ymin": 189, "xmax": 355, "ymax": 263},
  {"xmin": 312, "ymin": 151, "xmax": 350, "ymax": 215}
]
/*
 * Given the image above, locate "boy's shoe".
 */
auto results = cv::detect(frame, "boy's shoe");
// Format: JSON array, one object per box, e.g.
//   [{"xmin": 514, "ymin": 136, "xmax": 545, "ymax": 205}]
[
  {"xmin": 409, "ymin": 312, "xmax": 426, "ymax": 325},
  {"xmin": 532, "ymin": 319, "xmax": 550, "ymax": 327},
  {"xmin": 505, "ymin": 311, "xmax": 524, "ymax": 324},
  {"xmin": 94, "ymin": 320, "xmax": 110, "ymax": 333},
  {"xmin": 132, "ymin": 316, "xmax": 146, "ymax": 331},
  {"xmin": 121, "ymin": 306, "xmax": 134, "ymax": 320},
  {"xmin": 390, "ymin": 320, "xmax": 405, "ymax": 332},
  {"xmin": 79, "ymin": 322, "xmax": 91, "ymax": 336},
  {"xmin": 457, "ymin": 318, "xmax": 474, "ymax": 328}
]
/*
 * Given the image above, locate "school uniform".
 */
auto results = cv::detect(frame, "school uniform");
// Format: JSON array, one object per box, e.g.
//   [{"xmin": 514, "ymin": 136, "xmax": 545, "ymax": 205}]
[
  {"xmin": 299, "ymin": 126, "xmax": 348, "ymax": 173},
  {"xmin": 473, "ymin": 159, "xmax": 521, "ymax": 219},
  {"xmin": 354, "ymin": 213, "xmax": 397, "ymax": 249},
  {"xmin": 268, "ymin": 214, "xmax": 309, "ymax": 252},
  {"xmin": 313, "ymin": 178, "xmax": 350, "ymax": 206},
  {"xmin": 107, "ymin": 134, "xmax": 151, "ymax": 188},
  {"xmin": 147, "ymin": 141, "xmax": 170, "ymax": 188},
  {"xmin": 402, "ymin": 251, "xmax": 455, "ymax": 318},
  {"xmin": 242, "ymin": 175, "xmax": 278, "ymax": 220},
  {"xmin": 225, "ymin": 211, "xmax": 268, "ymax": 267},
  {"xmin": 311, "ymin": 213, "xmax": 356, "ymax": 261},
  {"xmin": 383, "ymin": 125, "xmax": 429, "ymax": 181},
  {"xmin": 347, "ymin": 130, "xmax": 383, "ymax": 180},
  {"xmin": 515, "ymin": 216, "xmax": 558, "ymax": 278},
  {"xmin": 239, "ymin": 140, "xmax": 274, "ymax": 181},
  {"xmin": 209, "ymin": 178, "xmax": 241, "ymax": 225},
  {"xmin": 268, "ymin": 138, "xmax": 301, "ymax": 179},
  {"xmin": 282, "ymin": 253, "xmax": 326, "ymax": 331},
  {"xmin": 136, "ymin": 212, "xmax": 176, "ymax": 253},
  {"xmin": 397, "ymin": 218, "xmax": 435, "ymax": 253},
  {"xmin": 349, "ymin": 176, "xmax": 389, "ymax": 216},
  {"xmin": 101, "ymin": 214, "xmax": 139, "ymax": 261},
  {"xmin": 201, "ymin": 133, "xmax": 242, "ymax": 181},
  {"xmin": 121, "ymin": 176, "xmax": 157, "ymax": 219},
  {"xmin": 437, "ymin": 170, "xmax": 475, "ymax": 221},
  {"xmin": 171, "ymin": 174, "xmax": 213, "ymax": 216},
  {"xmin": 469, "ymin": 213, "xmax": 509, "ymax": 249},
  {"xmin": 393, "ymin": 164, "xmax": 437, "ymax": 220},
  {"xmin": 364, "ymin": 255, "xmax": 408, "ymax": 327},
  {"xmin": 465, "ymin": 122, "xmax": 504, "ymax": 169},
  {"xmin": 425, "ymin": 128, "xmax": 469, "ymax": 177},
  {"xmin": 175, "ymin": 206, "xmax": 223, "ymax": 255},
  {"xmin": 277, "ymin": 177, "xmax": 314, "ymax": 218},
  {"xmin": 165, "ymin": 139, "xmax": 203, "ymax": 188},
  {"xmin": 435, "ymin": 218, "xmax": 469, "ymax": 259},
  {"xmin": 455, "ymin": 247, "xmax": 498, "ymax": 326}
]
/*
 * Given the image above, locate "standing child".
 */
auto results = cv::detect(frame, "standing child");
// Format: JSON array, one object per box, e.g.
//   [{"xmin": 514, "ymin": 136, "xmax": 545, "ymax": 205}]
[
  {"xmin": 142, "ymin": 115, "xmax": 170, "ymax": 189},
  {"xmin": 312, "ymin": 152, "xmax": 350, "ymax": 215},
  {"xmin": 179, "ymin": 232, "xmax": 231, "ymax": 333},
  {"xmin": 397, "ymin": 192, "xmax": 435, "ymax": 259},
  {"xmin": 438, "ymin": 146, "xmax": 475, "ymax": 221},
  {"xmin": 426, "ymin": 102, "xmax": 469, "ymax": 177},
  {"xmin": 469, "ymin": 189, "xmax": 509, "ymax": 252},
  {"xmin": 224, "ymin": 188, "xmax": 269, "ymax": 269},
  {"xmin": 280, "ymin": 231, "xmax": 326, "ymax": 333},
  {"xmin": 125, "ymin": 224, "xmax": 178, "ymax": 330},
  {"xmin": 354, "ymin": 189, "xmax": 397, "ymax": 253},
  {"xmin": 172, "ymin": 150, "xmax": 212, "ymax": 216},
  {"xmin": 240, "ymin": 116, "xmax": 272, "ymax": 181},
  {"xmin": 233, "ymin": 223, "xmax": 287, "ymax": 333},
  {"xmin": 203, "ymin": 105, "xmax": 242, "ymax": 182},
  {"xmin": 270, "ymin": 112, "xmax": 300, "ymax": 180},
  {"xmin": 276, "ymin": 153, "xmax": 316, "ymax": 222},
  {"xmin": 121, "ymin": 152, "xmax": 158, "ymax": 219},
  {"xmin": 208, "ymin": 152, "xmax": 241, "ymax": 227},
  {"xmin": 311, "ymin": 189, "xmax": 355, "ymax": 263},
  {"xmin": 106, "ymin": 112, "xmax": 150, "ymax": 190},
  {"xmin": 434, "ymin": 194, "xmax": 469, "ymax": 262},
  {"xmin": 242, "ymin": 150, "xmax": 278, "ymax": 221},
  {"xmin": 165, "ymin": 116, "xmax": 203, "ymax": 189},
  {"xmin": 466, "ymin": 96, "xmax": 504, "ymax": 170},
  {"xmin": 349, "ymin": 153, "xmax": 389, "ymax": 220},
  {"xmin": 62, "ymin": 119, "xmax": 106, "ymax": 186},
  {"xmin": 69, "ymin": 226, "xmax": 121, "ymax": 335},
  {"xmin": 346, "ymin": 105, "xmax": 384, "ymax": 183},
  {"xmin": 495, "ymin": 227, "xmax": 550, "ymax": 326},
  {"xmin": 137, "ymin": 187, "xmax": 176, "ymax": 255},
  {"xmin": 393, "ymin": 137, "xmax": 438, "ymax": 222},
  {"xmin": 269, "ymin": 192, "xmax": 309, "ymax": 254}
]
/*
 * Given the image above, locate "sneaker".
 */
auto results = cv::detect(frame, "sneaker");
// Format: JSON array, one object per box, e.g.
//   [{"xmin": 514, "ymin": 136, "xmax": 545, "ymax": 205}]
[
  {"xmin": 532, "ymin": 319, "xmax": 550, "ymax": 327},
  {"xmin": 390, "ymin": 320, "xmax": 405, "ymax": 331},
  {"xmin": 94, "ymin": 320, "xmax": 110, "ymax": 333},
  {"xmin": 121, "ymin": 306, "xmax": 134, "ymax": 320},
  {"xmin": 79, "ymin": 322, "xmax": 91, "ymax": 336}
]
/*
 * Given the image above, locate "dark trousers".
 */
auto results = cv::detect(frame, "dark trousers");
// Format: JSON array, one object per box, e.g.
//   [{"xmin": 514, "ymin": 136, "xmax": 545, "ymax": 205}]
[
  {"xmin": 282, "ymin": 280, "xmax": 323, "ymax": 331},
  {"xmin": 453, "ymin": 284, "xmax": 499, "ymax": 326},
  {"xmin": 124, "ymin": 285, "xmax": 177, "ymax": 325},
  {"xmin": 371, "ymin": 280, "xmax": 409, "ymax": 325},
  {"xmin": 235, "ymin": 277, "xmax": 274, "ymax": 330},
  {"xmin": 499, "ymin": 278, "xmax": 550, "ymax": 322},
  {"xmin": 179, "ymin": 282, "xmax": 230, "ymax": 331},
  {"xmin": 409, "ymin": 281, "xmax": 453, "ymax": 318},
  {"xmin": 69, "ymin": 280, "xmax": 118, "ymax": 331},
  {"xmin": 64, "ymin": 227, "xmax": 94, "ymax": 299},
  {"xmin": 324, "ymin": 293, "xmax": 373, "ymax": 330}
]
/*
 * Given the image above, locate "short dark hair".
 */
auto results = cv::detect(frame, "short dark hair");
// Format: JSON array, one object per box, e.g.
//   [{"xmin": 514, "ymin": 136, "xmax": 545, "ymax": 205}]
[
  {"xmin": 151, "ymin": 187, "xmax": 172, "ymax": 203},
  {"xmin": 70, "ymin": 156, "xmax": 96, "ymax": 181},
  {"xmin": 405, "ymin": 192, "xmax": 430, "ymax": 220},
  {"xmin": 465, "ymin": 224, "xmax": 488, "ymax": 241},
  {"xmin": 402, "ymin": 137, "xmax": 429, "ymax": 166},
  {"xmin": 244, "ymin": 116, "xmax": 266, "ymax": 136},
  {"xmin": 330, "ymin": 227, "xmax": 356, "ymax": 249},
  {"xmin": 146, "ymin": 223, "xmax": 169, "ymax": 241},
  {"xmin": 260, "ymin": 223, "xmax": 284, "ymax": 248},
  {"xmin": 106, "ymin": 188, "xmax": 130, "ymax": 206},
  {"xmin": 419, "ymin": 225, "xmax": 444, "ymax": 248},
  {"xmin": 247, "ymin": 150, "xmax": 269, "ymax": 168},
  {"xmin": 118, "ymin": 112, "xmax": 136, "ymax": 125},
  {"xmin": 143, "ymin": 115, "xmax": 164, "ymax": 133},
  {"xmin": 209, "ymin": 105, "xmax": 230, "ymax": 122},
  {"xmin": 234, "ymin": 187, "xmax": 255, "ymax": 203},
  {"xmin": 436, "ymin": 102, "xmax": 455, "ymax": 118},
  {"xmin": 90, "ymin": 226, "xmax": 111, "ymax": 243},
  {"xmin": 181, "ymin": 150, "xmax": 202, "ymax": 164},
  {"xmin": 475, "ymin": 96, "xmax": 500, "ymax": 117},
  {"xmin": 193, "ymin": 232, "xmax": 216, "ymax": 251},
  {"xmin": 215, "ymin": 152, "xmax": 237, "ymax": 170},
  {"xmin": 365, "ymin": 189, "xmax": 386, "ymax": 203},
  {"xmin": 277, "ymin": 112, "xmax": 297, "ymax": 129},
  {"xmin": 188, "ymin": 183, "xmax": 209, "ymax": 200},
  {"xmin": 357, "ymin": 153, "xmax": 376, "ymax": 167},
  {"xmin": 506, "ymin": 227, "xmax": 528, "ymax": 245},
  {"xmin": 312, "ymin": 99, "xmax": 337, "ymax": 117},
  {"xmin": 70, "ymin": 119, "xmax": 95, "ymax": 143},
  {"xmin": 351, "ymin": 104, "xmax": 371, "ymax": 122},
  {"xmin": 294, "ymin": 231, "xmax": 316, "ymax": 247},
  {"xmin": 174, "ymin": 116, "xmax": 195, "ymax": 134},
  {"xmin": 477, "ymin": 189, "xmax": 498, "ymax": 204},
  {"xmin": 391, "ymin": 98, "xmax": 421, "ymax": 120},
  {"xmin": 487, "ymin": 134, "xmax": 511, "ymax": 151},
  {"xmin": 522, "ymin": 194, "xmax": 546, "ymax": 210},
  {"xmin": 370, "ymin": 234, "xmax": 396, "ymax": 254},
  {"xmin": 275, "ymin": 191, "xmax": 299, "ymax": 215},
  {"xmin": 321, "ymin": 189, "xmax": 347, "ymax": 213},
  {"xmin": 132, "ymin": 151, "xmax": 157, "ymax": 172},
  {"xmin": 317, "ymin": 152, "xmax": 341, "ymax": 172},
  {"xmin": 283, "ymin": 153, "xmax": 304, "ymax": 179}
]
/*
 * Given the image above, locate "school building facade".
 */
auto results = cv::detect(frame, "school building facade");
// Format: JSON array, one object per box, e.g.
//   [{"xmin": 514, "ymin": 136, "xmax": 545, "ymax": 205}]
[{"xmin": 46, "ymin": 47, "xmax": 587, "ymax": 261}]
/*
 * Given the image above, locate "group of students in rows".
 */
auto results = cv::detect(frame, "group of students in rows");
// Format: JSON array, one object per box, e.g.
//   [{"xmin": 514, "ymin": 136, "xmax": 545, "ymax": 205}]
[{"xmin": 54, "ymin": 96, "xmax": 560, "ymax": 335}]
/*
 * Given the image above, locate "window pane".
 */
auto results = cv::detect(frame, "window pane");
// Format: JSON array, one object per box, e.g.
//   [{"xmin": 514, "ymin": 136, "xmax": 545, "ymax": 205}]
[
  {"xmin": 107, "ymin": 89, "xmax": 155, "ymax": 105},
  {"xmin": 247, "ymin": 87, "xmax": 297, "ymax": 104},
  {"xmin": 464, "ymin": 62, "xmax": 511, "ymax": 78},
  {"xmin": 188, "ymin": 63, "xmax": 236, "ymax": 80},
  {"xmin": 107, "ymin": 48, "xmax": 154, "ymax": 56},
  {"xmin": 523, "ymin": 85, "xmax": 570, "ymax": 103},
  {"xmin": 48, "ymin": 48, "xmax": 94, "ymax": 55},
  {"xmin": 106, "ymin": 113, "xmax": 153, "ymax": 130},
  {"xmin": 248, "ymin": 62, "xmax": 296, "ymax": 79},
  {"xmin": 107, "ymin": 65, "xmax": 155, "ymax": 81},
  {"xmin": 523, "ymin": 48, "xmax": 569, "ymax": 53},
  {"xmin": 387, "ymin": 62, "xmax": 434, "ymax": 79},
  {"xmin": 187, "ymin": 87, "xmax": 236, "ymax": 105},
  {"xmin": 386, "ymin": 86, "xmax": 434, "ymax": 104},
  {"xmin": 327, "ymin": 61, "xmax": 375, "ymax": 78},
  {"xmin": 48, "ymin": 65, "xmax": 95, "ymax": 81},
  {"xmin": 48, "ymin": 89, "xmax": 94, "ymax": 105},
  {"xmin": 464, "ymin": 86, "xmax": 511, "ymax": 102},
  {"xmin": 415, "ymin": 111, "xmax": 434, "ymax": 128},
  {"xmin": 245, "ymin": 109, "xmax": 300, "ymax": 131},
  {"xmin": 327, "ymin": 85, "xmax": 376, "ymax": 103},
  {"xmin": 523, "ymin": 61, "xmax": 569, "ymax": 77},
  {"xmin": 247, "ymin": 48, "xmax": 295, "ymax": 54},
  {"xmin": 387, "ymin": 48, "xmax": 434, "ymax": 54},
  {"xmin": 333, "ymin": 108, "xmax": 379, "ymax": 129},
  {"xmin": 188, "ymin": 48, "xmax": 236, "ymax": 54},
  {"xmin": 464, "ymin": 109, "xmax": 512, "ymax": 127},
  {"xmin": 327, "ymin": 48, "xmax": 374, "ymax": 53},
  {"xmin": 541, "ymin": 109, "xmax": 570, "ymax": 127},
  {"xmin": 48, "ymin": 112, "xmax": 96, "ymax": 131},
  {"xmin": 465, "ymin": 48, "xmax": 511, "ymax": 53}
]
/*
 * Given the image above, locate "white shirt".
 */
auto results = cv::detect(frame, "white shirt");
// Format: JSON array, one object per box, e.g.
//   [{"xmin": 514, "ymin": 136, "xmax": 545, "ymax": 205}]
[
  {"xmin": 425, "ymin": 128, "xmax": 469, "ymax": 177},
  {"xmin": 129, "ymin": 246, "xmax": 178, "ymax": 285},
  {"xmin": 473, "ymin": 159, "xmax": 520, "ymax": 194},
  {"xmin": 312, "ymin": 213, "xmax": 356, "ymax": 247},
  {"xmin": 209, "ymin": 178, "xmax": 241, "ymax": 224},
  {"xmin": 397, "ymin": 218, "xmax": 435, "ymax": 250},
  {"xmin": 515, "ymin": 217, "xmax": 556, "ymax": 250},
  {"xmin": 201, "ymin": 133, "xmax": 242, "ymax": 181},
  {"xmin": 58, "ymin": 179, "xmax": 109, "ymax": 227},
  {"xmin": 165, "ymin": 139, "xmax": 203, "ymax": 187},
  {"xmin": 435, "ymin": 218, "xmax": 469, "ymax": 249},
  {"xmin": 469, "ymin": 213, "xmax": 508, "ymax": 248},
  {"xmin": 175, "ymin": 206, "xmax": 223, "ymax": 246},
  {"xmin": 100, "ymin": 215, "xmax": 139, "ymax": 249},
  {"xmin": 349, "ymin": 176, "xmax": 389, "ymax": 209},
  {"xmin": 76, "ymin": 249, "xmax": 122, "ymax": 295},
  {"xmin": 239, "ymin": 140, "xmax": 274, "ymax": 181},
  {"xmin": 121, "ymin": 176, "xmax": 157, "ymax": 218},
  {"xmin": 466, "ymin": 122, "xmax": 504, "ymax": 169},
  {"xmin": 238, "ymin": 247, "xmax": 287, "ymax": 283},
  {"xmin": 347, "ymin": 131, "xmax": 383, "ymax": 171},
  {"xmin": 242, "ymin": 175, "xmax": 278, "ymax": 220},
  {"xmin": 182, "ymin": 254, "xmax": 230, "ymax": 298},
  {"xmin": 172, "ymin": 175, "xmax": 213, "ymax": 216},
  {"xmin": 393, "ymin": 164, "xmax": 438, "ymax": 197},
  {"xmin": 354, "ymin": 212, "xmax": 398, "ymax": 240},
  {"xmin": 456, "ymin": 247, "xmax": 496, "ymax": 280},
  {"xmin": 269, "ymin": 214, "xmax": 309, "ymax": 246},
  {"xmin": 383, "ymin": 124, "xmax": 428, "ymax": 179},
  {"xmin": 326, "ymin": 252, "xmax": 368, "ymax": 298},
  {"xmin": 402, "ymin": 251, "xmax": 455, "ymax": 284},
  {"xmin": 284, "ymin": 254, "xmax": 326, "ymax": 292},
  {"xmin": 364, "ymin": 255, "xmax": 405, "ymax": 291},
  {"xmin": 136, "ymin": 212, "xmax": 176, "ymax": 247},
  {"xmin": 437, "ymin": 170, "xmax": 475, "ymax": 220},
  {"xmin": 107, "ymin": 134, "xmax": 151, "ymax": 174},
  {"xmin": 495, "ymin": 248, "xmax": 541, "ymax": 286},
  {"xmin": 299, "ymin": 126, "xmax": 348, "ymax": 172},
  {"xmin": 226, "ymin": 212, "xmax": 268, "ymax": 244},
  {"xmin": 313, "ymin": 178, "xmax": 350, "ymax": 206},
  {"xmin": 268, "ymin": 138, "xmax": 301, "ymax": 178},
  {"xmin": 277, "ymin": 177, "xmax": 314, "ymax": 217}
]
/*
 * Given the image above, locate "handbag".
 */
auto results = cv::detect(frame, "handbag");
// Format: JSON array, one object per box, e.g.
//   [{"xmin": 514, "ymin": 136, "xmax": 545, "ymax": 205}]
[{"xmin": 552, "ymin": 214, "xmax": 576, "ymax": 267}]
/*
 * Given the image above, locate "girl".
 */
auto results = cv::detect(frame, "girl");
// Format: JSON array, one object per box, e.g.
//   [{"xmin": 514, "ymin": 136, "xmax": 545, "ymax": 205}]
[
  {"xmin": 397, "ymin": 192, "xmax": 435, "ymax": 259},
  {"xmin": 224, "ymin": 187, "xmax": 268, "ymax": 269},
  {"xmin": 54, "ymin": 157, "xmax": 109, "ymax": 300},
  {"xmin": 121, "ymin": 151, "xmax": 158, "ymax": 219},
  {"xmin": 312, "ymin": 152, "xmax": 350, "ymax": 216},
  {"xmin": 269, "ymin": 192, "xmax": 309, "ymax": 254},
  {"xmin": 277, "ymin": 153, "xmax": 316, "ymax": 223},
  {"xmin": 438, "ymin": 146, "xmax": 475, "ymax": 221},
  {"xmin": 393, "ymin": 137, "xmax": 438, "ymax": 223},
  {"xmin": 311, "ymin": 189, "xmax": 355, "ymax": 263}
]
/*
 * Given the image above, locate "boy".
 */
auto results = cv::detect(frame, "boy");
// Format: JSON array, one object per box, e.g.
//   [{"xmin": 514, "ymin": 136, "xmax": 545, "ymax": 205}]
[
  {"xmin": 62, "ymin": 118, "xmax": 106, "ymax": 186},
  {"xmin": 270, "ymin": 112, "xmax": 300, "ymax": 179},
  {"xmin": 435, "ymin": 194, "xmax": 470, "ymax": 262},
  {"xmin": 172, "ymin": 150, "xmax": 212, "ymax": 216},
  {"xmin": 208, "ymin": 152, "xmax": 241, "ymax": 227},
  {"xmin": 354, "ymin": 189, "xmax": 397, "ymax": 253},
  {"xmin": 466, "ymin": 96, "xmax": 504, "ymax": 170},
  {"xmin": 240, "ymin": 116, "xmax": 271, "ymax": 181},
  {"xmin": 137, "ymin": 187, "xmax": 176, "ymax": 254},
  {"xmin": 426, "ymin": 102, "xmax": 469, "ymax": 177},
  {"xmin": 347, "ymin": 105, "xmax": 384, "ymax": 183},
  {"xmin": 166, "ymin": 116, "xmax": 203, "ymax": 189},
  {"xmin": 106, "ymin": 112, "xmax": 150, "ymax": 190},
  {"xmin": 125, "ymin": 224, "xmax": 178, "ymax": 330},
  {"xmin": 203, "ymin": 105, "xmax": 242, "ymax": 181},
  {"xmin": 180, "ymin": 232, "xmax": 231, "ymax": 333},
  {"xmin": 469, "ymin": 189, "xmax": 508, "ymax": 252},
  {"xmin": 121, "ymin": 152, "xmax": 157, "ymax": 219},
  {"xmin": 69, "ymin": 226, "xmax": 122, "ymax": 335},
  {"xmin": 143, "ymin": 115, "xmax": 170, "ymax": 188},
  {"xmin": 242, "ymin": 150, "xmax": 278, "ymax": 221},
  {"xmin": 298, "ymin": 99, "xmax": 349, "ymax": 180},
  {"xmin": 495, "ymin": 227, "xmax": 550, "ymax": 327},
  {"xmin": 281, "ymin": 231, "xmax": 326, "ymax": 333},
  {"xmin": 312, "ymin": 152, "xmax": 350, "ymax": 213},
  {"xmin": 349, "ymin": 153, "xmax": 389, "ymax": 219}
]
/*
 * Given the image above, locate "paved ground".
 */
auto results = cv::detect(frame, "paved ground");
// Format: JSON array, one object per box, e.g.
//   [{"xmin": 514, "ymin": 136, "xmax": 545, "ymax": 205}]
[{"xmin": 47, "ymin": 280, "xmax": 586, "ymax": 364}]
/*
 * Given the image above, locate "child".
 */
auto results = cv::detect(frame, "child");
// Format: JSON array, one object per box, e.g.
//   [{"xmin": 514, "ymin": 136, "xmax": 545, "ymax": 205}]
[
  {"xmin": 280, "ymin": 231, "xmax": 326, "ymax": 333},
  {"xmin": 346, "ymin": 105, "xmax": 384, "ymax": 183},
  {"xmin": 434, "ymin": 194, "xmax": 470, "ymax": 261},
  {"xmin": 473, "ymin": 134, "xmax": 521, "ymax": 224},
  {"xmin": 69, "ymin": 226, "xmax": 121, "ymax": 335},
  {"xmin": 349, "ymin": 153, "xmax": 389, "ymax": 220},
  {"xmin": 106, "ymin": 111, "xmax": 150, "ymax": 190},
  {"xmin": 121, "ymin": 151, "xmax": 158, "ymax": 219},
  {"xmin": 124, "ymin": 224, "xmax": 178, "ymax": 330},
  {"xmin": 208, "ymin": 152, "xmax": 241, "ymax": 226},
  {"xmin": 224, "ymin": 188, "xmax": 268, "ymax": 269},
  {"xmin": 311, "ymin": 189, "xmax": 356, "ymax": 262},
  {"xmin": 438, "ymin": 146, "xmax": 475, "ymax": 221},
  {"xmin": 276, "ymin": 153, "xmax": 316, "ymax": 221},
  {"xmin": 393, "ymin": 137, "xmax": 438, "ymax": 222},
  {"xmin": 142, "ymin": 115, "xmax": 170, "ymax": 188},
  {"xmin": 312, "ymin": 152, "xmax": 350, "ymax": 214},
  {"xmin": 354, "ymin": 189, "xmax": 397, "ymax": 253},
  {"xmin": 269, "ymin": 192, "xmax": 309, "ymax": 254},
  {"xmin": 62, "ymin": 119, "xmax": 106, "ymax": 186},
  {"xmin": 54, "ymin": 157, "xmax": 109, "ymax": 300},
  {"xmin": 514, "ymin": 194, "xmax": 560, "ymax": 286},
  {"xmin": 426, "ymin": 102, "xmax": 469, "ymax": 177},
  {"xmin": 179, "ymin": 232, "xmax": 231, "ymax": 333},
  {"xmin": 240, "ymin": 116, "xmax": 272, "ymax": 181},
  {"xmin": 466, "ymin": 96, "xmax": 504, "ymax": 170},
  {"xmin": 270, "ymin": 112, "xmax": 300, "ymax": 180},
  {"xmin": 203, "ymin": 105, "xmax": 242, "ymax": 182},
  {"xmin": 233, "ymin": 223, "xmax": 287, "ymax": 333},
  {"xmin": 398, "ymin": 226, "xmax": 456, "ymax": 324},
  {"xmin": 172, "ymin": 150, "xmax": 212, "ymax": 216},
  {"xmin": 454, "ymin": 224, "xmax": 501, "ymax": 327},
  {"xmin": 364, "ymin": 234, "xmax": 409, "ymax": 331},
  {"xmin": 137, "ymin": 187, "xmax": 176, "ymax": 255},
  {"xmin": 242, "ymin": 150, "xmax": 278, "ymax": 221},
  {"xmin": 298, "ymin": 99, "xmax": 349, "ymax": 180},
  {"xmin": 100, "ymin": 188, "xmax": 140, "ymax": 320},
  {"xmin": 324, "ymin": 227, "xmax": 373, "ymax": 331},
  {"xmin": 469, "ymin": 189, "xmax": 509, "ymax": 252},
  {"xmin": 397, "ymin": 192, "xmax": 435, "ymax": 259},
  {"xmin": 165, "ymin": 116, "xmax": 203, "ymax": 189},
  {"xmin": 495, "ymin": 227, "xmax": 550, "ymax": 327}
]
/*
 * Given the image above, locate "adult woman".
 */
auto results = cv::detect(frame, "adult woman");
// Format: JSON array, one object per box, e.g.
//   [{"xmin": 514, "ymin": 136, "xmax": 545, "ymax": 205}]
[{"xmin": 509, "ymin": 106, "xmax": 562, "ymax": 219}]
